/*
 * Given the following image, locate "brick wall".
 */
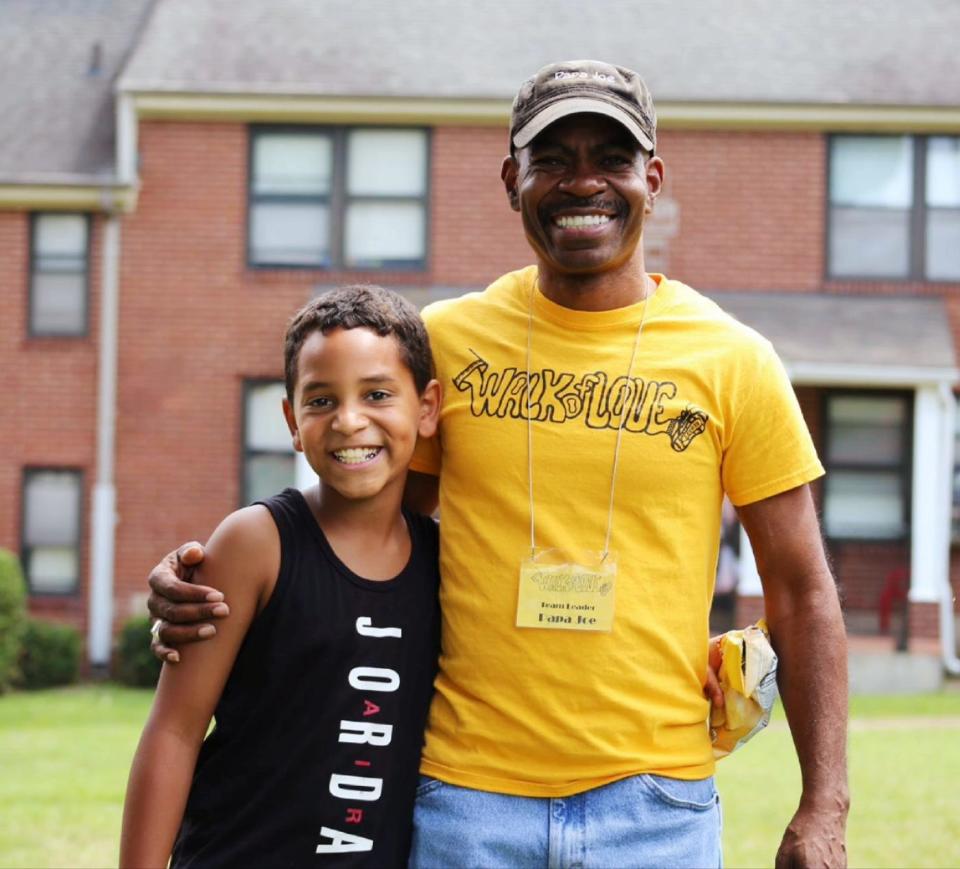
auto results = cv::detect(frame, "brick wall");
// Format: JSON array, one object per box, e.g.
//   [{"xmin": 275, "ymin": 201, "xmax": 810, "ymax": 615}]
[
  {"xmin": 0, "ymin": 211, "xmax": 100, "ymax": 634},
  {"xmin": 5, "ymin": 117, "xmax": 960, "ymax": 645}
]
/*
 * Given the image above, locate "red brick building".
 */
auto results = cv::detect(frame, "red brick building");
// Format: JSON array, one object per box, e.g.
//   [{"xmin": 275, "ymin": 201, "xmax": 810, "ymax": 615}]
[{"xmin": 2, "ymin": 0, "xmax": 959, "ymax": 678}]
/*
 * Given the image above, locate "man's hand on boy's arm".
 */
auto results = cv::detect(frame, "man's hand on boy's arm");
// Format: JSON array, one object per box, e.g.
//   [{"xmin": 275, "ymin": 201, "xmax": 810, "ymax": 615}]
[
  {"xmin": 147, "ymin": 541, "xmax": 228, "ymax": 663},
  {"xmin": 737, "ymin": 484, "xmax": 849, "ymax": 869}
]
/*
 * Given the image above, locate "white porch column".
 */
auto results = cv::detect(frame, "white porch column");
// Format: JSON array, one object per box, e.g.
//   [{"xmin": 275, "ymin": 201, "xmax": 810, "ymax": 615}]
[
  {"xmin": 295, "ymin": 451, "xmax": 315, "ymax": 490},
  {"xmin": 737, "ymin": 526, "xmax": 763, "ymax": 596},
  {"xmin": 910, "ymin": 384, "xmax": 951, "ymax": 604}
]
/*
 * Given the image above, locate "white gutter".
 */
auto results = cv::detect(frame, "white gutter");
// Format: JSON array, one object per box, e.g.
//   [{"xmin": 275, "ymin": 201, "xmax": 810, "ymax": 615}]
[
  {"xmin": 786, "ymin": 361, "xmax": 959, "ymax": 388},
  {"xmin": 937, "ymin": 383, "xmax": 960, "ymax": 676},
  {"xmin": 87, "ymin": 206, "xmax": 121, "ymax": 668}
]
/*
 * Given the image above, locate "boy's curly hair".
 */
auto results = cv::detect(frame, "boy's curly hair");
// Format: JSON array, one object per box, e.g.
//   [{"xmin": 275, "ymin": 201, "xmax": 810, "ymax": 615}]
[{"xmin": 284, "ymin": 284, "xmax": 433, "ymax": 401}]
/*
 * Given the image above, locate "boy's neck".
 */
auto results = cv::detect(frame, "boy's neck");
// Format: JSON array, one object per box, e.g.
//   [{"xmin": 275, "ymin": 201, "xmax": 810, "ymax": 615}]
[{"xmin": 303, "ymin": 481, "xmax": 411, "ymax": 580}]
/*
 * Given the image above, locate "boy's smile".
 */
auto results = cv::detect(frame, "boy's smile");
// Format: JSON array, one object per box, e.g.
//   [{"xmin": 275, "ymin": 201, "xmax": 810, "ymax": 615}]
[{"xmin": 283, "ymin": 326, "xmax": 438, "ymax": 506}]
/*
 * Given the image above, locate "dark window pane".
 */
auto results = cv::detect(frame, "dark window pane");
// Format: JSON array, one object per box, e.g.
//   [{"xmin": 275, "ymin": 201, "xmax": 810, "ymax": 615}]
[
  {"xmin": 250, "ymin": 202, "xmax": 329, "ymax": 265},
  {"xmin": 25, "ymin": 471, "xmax": 80, "ymax": 545},
  {"xmin": 828, "ymin": 206, "xmax": 910, "ymax": 277},
  {"xmin": 245, "ymin": 454, "xmax": 296, "ymax": 504},
  {"xmin": 347, "ymin": 130, "xmax": 427, "ymax": 196},
  {"xmin": 28, "ymin": 547, "xmax": 79, "ymax": 594},
  {"xmin": 926, "ymin": 208, "xmax": 960, "ymax": 280},
  {"xmin": 252, "ymin": 134, "xmax": 332, "ymax": 195},
  {"xmin": 824, "ymin": 470, "xmax": 905, "ymax": 539},
  {"xmin": 344, "ymin": 202, "xmax": 426, "ymax": 266},
  {"xmin": 31, "ymin": 272, "xmax": 86, "ymax": 333},
  {"xmin": 927, "ymin": 137, "xmax": 960, "ymax": 208},
  {"xmin": 830, "ymin": 136, "xmax": 912, "ymax": 207},
  {"xmin": 827, "ymin": 396, "xmax": 905, "ymax": 464}
]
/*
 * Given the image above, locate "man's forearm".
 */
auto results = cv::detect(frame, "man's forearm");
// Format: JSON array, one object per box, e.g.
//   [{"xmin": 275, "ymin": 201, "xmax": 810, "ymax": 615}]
[{"xmin": 768, "ymin": 577, "xmax": 849, "ymax": 811}]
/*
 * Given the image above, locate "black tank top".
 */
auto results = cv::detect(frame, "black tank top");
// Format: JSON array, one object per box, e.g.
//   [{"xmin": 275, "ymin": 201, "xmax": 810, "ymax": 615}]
[{"xmin": 171, "ymin": 488, "xmax": 440, "ymax": 868}]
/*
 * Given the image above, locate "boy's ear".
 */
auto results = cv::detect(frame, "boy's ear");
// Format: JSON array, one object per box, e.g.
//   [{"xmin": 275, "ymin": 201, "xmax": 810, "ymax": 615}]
[
  {"xmin": 282, "ymin": 397, "xmax": 303, "ymax": 453},
  {"xmin": 417, "ymin": 379, "xmax": 441, "ymax": 439}
]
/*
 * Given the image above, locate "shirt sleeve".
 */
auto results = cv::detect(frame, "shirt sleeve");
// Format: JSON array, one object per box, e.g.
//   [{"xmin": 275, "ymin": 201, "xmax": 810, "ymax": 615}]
[
  {"xmin": 409, "ymin": 432, "xmax": 441, "ymax": 477},
  {"xmin": 721, "ymin": 342, "xmax": 824, "ymax": 507}
]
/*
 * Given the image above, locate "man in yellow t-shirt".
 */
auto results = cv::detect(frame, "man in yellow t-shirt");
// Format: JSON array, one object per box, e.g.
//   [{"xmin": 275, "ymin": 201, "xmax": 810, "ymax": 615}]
[{"xmin": 149, "ymin": 60, "xmax": 849, "ymax": 868}]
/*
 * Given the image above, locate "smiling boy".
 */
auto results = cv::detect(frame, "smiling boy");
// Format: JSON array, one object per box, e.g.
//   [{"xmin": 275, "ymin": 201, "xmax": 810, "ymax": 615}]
[{"xmin": 121, "ymin": 285, "xmax": 441, "ymax": 868}]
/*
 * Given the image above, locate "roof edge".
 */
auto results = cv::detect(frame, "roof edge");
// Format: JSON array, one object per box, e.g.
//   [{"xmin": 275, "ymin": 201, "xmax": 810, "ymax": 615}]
[
  {"xmin": 122, "ymin": 90, "xmax": 960, "ymax": 131},
  {"xmin": 0, "ymin": 182, "xmax": 139, "ymax": 213}
]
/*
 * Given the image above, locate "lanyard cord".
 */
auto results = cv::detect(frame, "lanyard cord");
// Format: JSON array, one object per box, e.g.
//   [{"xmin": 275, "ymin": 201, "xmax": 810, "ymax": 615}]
[{"xmin": 525, "ymin": 277, "xmax": 649, "ymax": 560}]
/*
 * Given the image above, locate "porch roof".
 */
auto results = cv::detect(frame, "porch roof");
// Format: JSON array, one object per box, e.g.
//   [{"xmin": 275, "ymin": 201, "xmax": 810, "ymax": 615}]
[{"xmin": 709, "ymin": 291, "xmax": 959, "ymax": 387}]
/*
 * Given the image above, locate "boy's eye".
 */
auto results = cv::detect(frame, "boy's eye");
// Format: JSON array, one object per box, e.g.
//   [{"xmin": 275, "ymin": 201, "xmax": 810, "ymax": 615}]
[
  {"xmin": 367, "ymin": 390, "xmax": 391, "ymax": 401},
  {"xmin": 307, "ymin": 396, "xmax": 332, "ymax": 408}
]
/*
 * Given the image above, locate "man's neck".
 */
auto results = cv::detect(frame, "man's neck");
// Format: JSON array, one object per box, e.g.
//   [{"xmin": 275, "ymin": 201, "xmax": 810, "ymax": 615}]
[{"xmin": 536, "ymin": 261, "xmax": 655, "ymax": 312}]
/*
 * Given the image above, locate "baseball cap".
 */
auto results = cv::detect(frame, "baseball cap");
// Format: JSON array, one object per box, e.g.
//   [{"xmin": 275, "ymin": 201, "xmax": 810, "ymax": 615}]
[{"xmin": 510, "ymin": 59, "xmax": 656, "ymax": 153}]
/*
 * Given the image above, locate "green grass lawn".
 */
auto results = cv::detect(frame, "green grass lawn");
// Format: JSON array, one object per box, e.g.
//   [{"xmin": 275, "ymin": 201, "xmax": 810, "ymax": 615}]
[{"xmin": 1, "ymin": 686, "xmax": 958, "ymax": 868}]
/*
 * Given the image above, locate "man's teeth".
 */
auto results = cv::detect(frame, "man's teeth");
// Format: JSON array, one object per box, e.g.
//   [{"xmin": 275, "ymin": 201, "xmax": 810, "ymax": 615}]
[
  {"xmin": 333, "ymin": 448, "xmax": 381, "ymax": 464},
  {"xmin": 555, "ymin": 214, "xmax": 611, "ymax": 228}
]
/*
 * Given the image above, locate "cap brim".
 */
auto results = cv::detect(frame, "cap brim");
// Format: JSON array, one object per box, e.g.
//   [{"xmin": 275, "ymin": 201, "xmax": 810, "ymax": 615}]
[{"xmin": 512, "ymin": 97, "xmax": 654, "ymax": 152}]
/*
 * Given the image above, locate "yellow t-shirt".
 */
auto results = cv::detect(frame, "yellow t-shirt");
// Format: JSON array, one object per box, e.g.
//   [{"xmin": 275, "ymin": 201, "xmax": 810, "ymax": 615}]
[{"xmin": 411, "ymin": 266, "xmax": 824, "ymax": 797}]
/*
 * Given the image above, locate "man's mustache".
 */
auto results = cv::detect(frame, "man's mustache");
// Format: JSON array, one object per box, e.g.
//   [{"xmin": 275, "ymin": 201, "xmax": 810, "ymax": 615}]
[{"xmin": 540, "ymin": 197, "xmax": 627, "ymax": 220}]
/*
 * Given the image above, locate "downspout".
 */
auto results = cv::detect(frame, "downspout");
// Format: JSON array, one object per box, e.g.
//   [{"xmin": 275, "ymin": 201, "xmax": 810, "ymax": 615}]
[
  {"xmin": 87, "ymin": 201, "xmax": 121, "ymax": 669},
  {"xmin": 937, "ymin": 382, "xmax": 960, "ymax": 676}
]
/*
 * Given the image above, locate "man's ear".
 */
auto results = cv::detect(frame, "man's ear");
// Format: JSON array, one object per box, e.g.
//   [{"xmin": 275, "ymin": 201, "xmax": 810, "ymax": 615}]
[
  {"xmin": 501, "ymin": 154, "xmax": 520, "ymax": 212},
  {"xmin": 417, "ymin": 379, "xmax": 442, "ymax": 439},
  {"xmin": 644, "ymin": 155, "xmax": 665, "ymax": 213},
  {"xmin": 282, "ymin": 397, "xmax": 303, "ymax": 453}
]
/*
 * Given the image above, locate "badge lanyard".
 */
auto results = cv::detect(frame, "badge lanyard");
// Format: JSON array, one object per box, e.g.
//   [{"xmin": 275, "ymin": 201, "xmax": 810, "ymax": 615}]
[{"xmin": 516, "ymin": 277, "xmax": 649, "ymax": 632}]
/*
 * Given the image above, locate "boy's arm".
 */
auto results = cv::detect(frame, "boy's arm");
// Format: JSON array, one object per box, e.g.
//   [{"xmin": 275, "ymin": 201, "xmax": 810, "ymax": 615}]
[{"xmin": 120, "ymin": 506, "xmax": 279, "ymax": 868}]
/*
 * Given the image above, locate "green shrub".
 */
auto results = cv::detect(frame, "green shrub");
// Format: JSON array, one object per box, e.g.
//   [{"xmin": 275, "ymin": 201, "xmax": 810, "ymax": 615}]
[
  {"xmin": 114, "ymin": 616, "xmax": 161, "ymax": 687},
  {"xmin": 19, "ymin": 619, "xmax": 81, "ymax": 689},
  {"xmin": 0, "ymin": 549, "xmax": 28, "ymax": 693}
]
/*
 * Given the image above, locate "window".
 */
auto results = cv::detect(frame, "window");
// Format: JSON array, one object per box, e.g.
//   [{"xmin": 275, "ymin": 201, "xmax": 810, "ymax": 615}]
[
  {"xmin": 822, "ymin": 393, "xmax": 911, "ymax": 540},
  {"xmin": 248, "ymin": 127, "xmax": 429, "ymax": 269},
  {"xmin": 29, "ymin": 213, "xmax": 90, "ymax": 335},
  {"xmin": 243, "ymin": 381, "xmax": 296, "ymax": 504},
  {"xmin": 828, "ymin": 135, "xmax": 960, "ymax": 280},
  {"xmin": 21, "ymin": 469, "xmax": 82, "ymax": 594}
]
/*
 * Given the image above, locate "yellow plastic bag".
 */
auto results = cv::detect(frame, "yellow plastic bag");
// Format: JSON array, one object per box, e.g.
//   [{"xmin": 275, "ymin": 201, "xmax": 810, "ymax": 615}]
[{"xmin": 710, "ymin": 619, "xmax": 778, "ymax": 759}]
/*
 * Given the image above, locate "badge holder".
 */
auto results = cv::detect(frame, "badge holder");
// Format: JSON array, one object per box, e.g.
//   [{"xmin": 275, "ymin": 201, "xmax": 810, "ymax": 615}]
[
  {"xmin": 517, "ymin": 547, "xmax": 616, "ymax": 632},
  {"xmin": 518, "ymin": 277, "xmax": 648, "ymax": 634}
]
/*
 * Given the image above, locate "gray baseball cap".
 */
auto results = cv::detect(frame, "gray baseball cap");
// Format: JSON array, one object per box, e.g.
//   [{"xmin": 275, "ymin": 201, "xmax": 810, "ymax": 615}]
[{"xmin": 510, "ymin": 59, "xmax": 657, "ymax": 153}]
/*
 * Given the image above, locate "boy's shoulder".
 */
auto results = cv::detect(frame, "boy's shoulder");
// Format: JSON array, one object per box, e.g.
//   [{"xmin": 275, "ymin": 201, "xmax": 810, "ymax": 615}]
[{"xmin": 203, "ymin": 502, "xmax": 280, "ymax": 591}]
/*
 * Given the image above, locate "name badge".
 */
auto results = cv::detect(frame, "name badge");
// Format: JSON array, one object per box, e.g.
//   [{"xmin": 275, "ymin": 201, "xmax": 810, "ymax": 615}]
[{"xmin": 517, "ymin": 548, "xmax": 616, "ymax": 632}]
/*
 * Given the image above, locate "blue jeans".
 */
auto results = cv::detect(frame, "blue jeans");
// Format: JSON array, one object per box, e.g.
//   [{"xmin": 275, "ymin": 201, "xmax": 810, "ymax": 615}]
[{"xmin": 409, "ymin": 773, "xmax": 722, "ymax": 868}]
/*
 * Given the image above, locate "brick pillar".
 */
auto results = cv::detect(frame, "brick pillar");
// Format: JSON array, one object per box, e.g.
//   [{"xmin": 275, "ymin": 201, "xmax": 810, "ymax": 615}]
[
  {"xmin": 908, "ymin": 601, "xmax": 940, "ymax": 641},
  {"xmin": 734, "ymin": 594, "xmax": 766, "ymax": 627}
]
